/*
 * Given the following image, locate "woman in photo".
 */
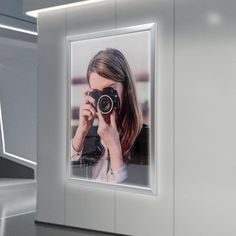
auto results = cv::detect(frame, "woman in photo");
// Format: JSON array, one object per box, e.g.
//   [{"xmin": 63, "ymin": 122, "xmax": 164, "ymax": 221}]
[{"xmin": 71, "ymin": 48, "xmax": 149, "ymax": 185}]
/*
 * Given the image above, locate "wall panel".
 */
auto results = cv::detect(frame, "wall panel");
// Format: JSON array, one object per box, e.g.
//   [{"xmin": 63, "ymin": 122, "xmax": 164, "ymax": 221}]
[
  {"xmin": 36, "ymin": 9, "xmax": 67, "ymax": 224},
  {"xmin": 64, "ymin": 1, "xmax": 116, "ymax": 232},
  {"xmin": 115, "ymin": 0, "xmax": 174, "ymax": 235},
  {"xmin": 34, "ymin": 0, "xmax": 236, "ymax": 235},
  {"xmin": 36, "ymin": 0, "xmax": 174, "ymax": 235},
  {"xmin": 0, "ymin": 36, "xmax": 37, "ymax": 169},
  {"xmin": 175, "ymin": 0, "xmax": 236, "ymax": 235}
]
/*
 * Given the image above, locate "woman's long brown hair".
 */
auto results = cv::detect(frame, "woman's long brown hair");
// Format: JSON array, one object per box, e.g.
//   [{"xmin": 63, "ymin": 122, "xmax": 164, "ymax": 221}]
[{"xmin": 87, "ymin": 48, "xmax": 142, "ymax": 159}]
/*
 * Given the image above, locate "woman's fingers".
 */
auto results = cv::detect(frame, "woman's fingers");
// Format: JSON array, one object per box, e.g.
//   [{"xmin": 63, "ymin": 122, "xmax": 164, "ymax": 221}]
[
  {"xmin": 110, "ymin": 110, "xmax": 117, "ymax": 129},
  {"xmin": 83, "ymin": 104, "xmax": 96, "ymax": 116},
  {"xmin": 96, "ymin": 109, "xmax": 106, "ymax": 123},
  {"xmin": 97, "ymin": 110, "xmax": 107, "ymax": 127},
  {"xmin": 80, "ymin": 109, "xmax": 93, "ymax": 120},
  {"xmin": 84, "ymin": 95, "xmax": 96, "ymax": 107},
  {"xmin": 97, "ymin": 109, "xmax": 117, "ymax": 128},
  {"xmin": 80, "ymin": 103, "xmax": 97, "ymax": 120},
  {"xmin": 97, "ymin": 111, "xmax": 108, "ymax": 137},
  {"xmin": 83, "ymin": 87, "xmax": 90, "ymax": 96},
  {"xmin": 97, "ymin": 110, "xmax": 120, "ymax": 149}
]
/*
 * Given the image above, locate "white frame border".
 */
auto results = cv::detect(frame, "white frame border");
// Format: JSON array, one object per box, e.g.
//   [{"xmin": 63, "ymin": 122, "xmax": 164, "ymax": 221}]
[{"xmin": 66, "ymin": 23, "xmax": 157, "ymax": 196}]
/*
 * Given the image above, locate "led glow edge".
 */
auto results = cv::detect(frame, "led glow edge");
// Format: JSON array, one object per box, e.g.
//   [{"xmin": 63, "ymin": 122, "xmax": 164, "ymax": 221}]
[
  {"xmin": 0, "ymin": 102, "xmax": 37, "ymax": 166},
  {"xmin": 26, "ymin": 0, "xmax": 107, "ymax": 18},
  {"xmin": 0, "ymin": 24, "xmax": 37, "ymax": 36}
]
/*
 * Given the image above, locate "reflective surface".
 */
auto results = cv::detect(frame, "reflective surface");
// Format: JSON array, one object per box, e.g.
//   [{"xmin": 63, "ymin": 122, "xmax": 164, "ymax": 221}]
[
  {"xmin": 1, "ymin": 213, "xmax": 125, "ymax": 236},
  {"xmin": 37, "ymin": 0, "xmax": 174, "ymax": 235},
  {"xmin": 0, "ymin": 36, "xmax": 37, "ymax": 169},
  {"xmin": 68, "ymin": 24, "xmax": 154, "ymax": 193},
  {"xmin": 0, "ymin": 179, "xmax": 36, "ymax": 219},
  {"xmin": 175, "ymin": 0, "xmax": 236, "ymax": 235},
  {"xmin": 0, "ymin": 178, "xmax": 121, "ymax": 236}
]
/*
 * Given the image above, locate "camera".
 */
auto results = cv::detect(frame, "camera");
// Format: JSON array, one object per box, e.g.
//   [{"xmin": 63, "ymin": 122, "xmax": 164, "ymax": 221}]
[
  {"xmin": 89, "ymin": 87, "xmax": 120, "ymax": 115},
  {"xmin": 71, "ymin": 127, "xmax": 105, "ymax": 166}
]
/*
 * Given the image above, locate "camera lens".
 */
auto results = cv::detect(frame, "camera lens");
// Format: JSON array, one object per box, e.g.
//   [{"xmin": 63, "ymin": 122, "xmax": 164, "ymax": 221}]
[{"xmin": 98, "ymin": 95, "xmax": 113, "ymax": 114}]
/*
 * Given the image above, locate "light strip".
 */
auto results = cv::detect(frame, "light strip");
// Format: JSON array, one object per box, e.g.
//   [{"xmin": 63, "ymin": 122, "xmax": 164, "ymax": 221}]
[
  {"xmin": 0, "ymin": 101, "xmax": 37, "ymax": 166},
  {"xmin": 0, "ymin": 210, "xmax": 36, "ymax": 221},
  {"xmin": 26, "ymin": 0, "xmax": 108, "ymax": 18},
  {"xmin": 0, "ymin": 24, "xmax": 37, "ymax": 36},
  {"xmin": 0, "ymin": 211, "xmax": 36, "ymax": 221},
  {"xmin": 0, "ymin": 208, "xmax": 6, "ymax": 236}
]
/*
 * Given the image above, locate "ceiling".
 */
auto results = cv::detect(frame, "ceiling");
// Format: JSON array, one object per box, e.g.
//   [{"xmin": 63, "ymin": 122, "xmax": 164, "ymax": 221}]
[{"xmin": 0, "ymin": 0, "xmax": 36, "ymax": 34}]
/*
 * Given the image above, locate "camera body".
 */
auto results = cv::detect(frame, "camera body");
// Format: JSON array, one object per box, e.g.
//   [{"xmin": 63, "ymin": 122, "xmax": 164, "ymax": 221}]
[{"xmin": 89, "ymin": 87, "xmax": 120, "ymax": 115}]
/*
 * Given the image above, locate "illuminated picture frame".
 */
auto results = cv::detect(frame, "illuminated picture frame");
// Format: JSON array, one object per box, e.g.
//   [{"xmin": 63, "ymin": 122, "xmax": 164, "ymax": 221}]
[{"xmin": 67, "ymin": 23, "xmax": 157, "ymax": 195}]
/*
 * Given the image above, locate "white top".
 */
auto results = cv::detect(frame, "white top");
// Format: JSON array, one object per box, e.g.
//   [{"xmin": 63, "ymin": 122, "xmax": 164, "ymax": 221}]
[{"xmin": 71, "ymin": 140, "xmax": 128, "ymax": 183}]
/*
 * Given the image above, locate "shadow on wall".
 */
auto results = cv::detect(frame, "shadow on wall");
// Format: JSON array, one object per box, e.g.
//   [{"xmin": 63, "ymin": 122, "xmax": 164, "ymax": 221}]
[{"xmin": 0, "ymin": 157, "xmax": 34, "ymax": 179}]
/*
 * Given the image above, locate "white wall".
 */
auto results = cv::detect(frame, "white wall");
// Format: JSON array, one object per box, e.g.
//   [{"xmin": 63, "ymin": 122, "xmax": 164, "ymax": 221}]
[
  {"xmin": 175, "ymin": 0, "xmax": 236, "ymax": 235},
  {"xmin": 36, "ymin": 0, "xmax": 173, "ymax": 235},
  {"xmin": 0, "ymin": 35, "xmax": 37, "ymax": 169},
  {"xmin": 34, "ymin": 0, "xmax": 236, "ymax": 235}
]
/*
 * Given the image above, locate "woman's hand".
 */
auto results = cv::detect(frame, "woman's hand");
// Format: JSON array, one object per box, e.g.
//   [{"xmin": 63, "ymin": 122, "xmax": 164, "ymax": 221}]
[
  {"xmin": 78, "ymin": 89, "xmax": 96, "ymax": 135},
  {"xmin": 97, "ymin": 110, "xmax": 124, "ymax": 171},
  {"xmin": 97, "ymin": 110, "xmax": 119, "ymax": 148},
  {"xmin": 72, "ymin": 88, "xmax": 96, "ymax": 152}
]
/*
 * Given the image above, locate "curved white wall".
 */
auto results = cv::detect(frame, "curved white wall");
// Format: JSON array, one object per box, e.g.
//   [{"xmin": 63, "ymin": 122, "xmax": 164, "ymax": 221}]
[{"xmin": 0, "ymin": 36, "xmax": 37, "ymax": 169}]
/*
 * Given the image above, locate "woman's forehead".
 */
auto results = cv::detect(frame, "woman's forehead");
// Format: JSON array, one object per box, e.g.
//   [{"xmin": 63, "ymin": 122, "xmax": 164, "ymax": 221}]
[{"xmin": 89, "ymin": 72, "xmax": 120, "ymax": 90}]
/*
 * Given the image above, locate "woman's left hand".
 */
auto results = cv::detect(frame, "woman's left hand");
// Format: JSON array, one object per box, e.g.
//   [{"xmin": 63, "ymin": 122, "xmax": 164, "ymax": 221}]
[
  {"xmin": 97, "ymin": 110, "xmax": 120, "ymax": 149},
  {"xmin": 97, "ymin": 110, "xmax": 124, "ymax": 170}
]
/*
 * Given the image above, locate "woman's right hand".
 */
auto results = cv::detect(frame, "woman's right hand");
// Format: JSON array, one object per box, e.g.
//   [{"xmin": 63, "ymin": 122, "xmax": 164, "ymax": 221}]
[
  {"xmin": 72, "ymin": 88, "xmax": 96, "ymax": 153},
  {"xmin": 78, "ymin": 88, "xmax": 97, "ymax": 136}
]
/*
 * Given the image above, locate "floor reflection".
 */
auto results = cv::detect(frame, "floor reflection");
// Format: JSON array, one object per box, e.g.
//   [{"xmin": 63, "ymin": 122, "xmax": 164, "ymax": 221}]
[
  {"xmin": 0, "ymin": 179, "xmax": 36, "ymax": 220},
  {"xmin": 1, "ymin": 212, "xmax": 121, "ymax": 236},
  {"xmin": 0, "ymin": 179, "xmax": 123, "ymax": 236}
]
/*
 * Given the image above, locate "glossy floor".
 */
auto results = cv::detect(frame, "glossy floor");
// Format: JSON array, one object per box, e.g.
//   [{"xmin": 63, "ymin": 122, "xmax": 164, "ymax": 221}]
[
  {"xmin": 0, "ymin": 212, "xmax": 120, "ymax": 236},
  {"xmin": 0, "ymin": 179, "xmax": 122, "ymax": 236}
]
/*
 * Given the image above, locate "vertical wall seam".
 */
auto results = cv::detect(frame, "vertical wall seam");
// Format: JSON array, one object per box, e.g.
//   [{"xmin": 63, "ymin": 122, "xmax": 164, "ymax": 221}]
[
  {"xmin": 115, "ymin": 0, "xmax": 117, "ymax": 28},
  {"xmin": 114, "ymin": 0, "xmax": 117, "ymax": 233},
  {"xmin": 173, "ymin": 0, "xmax": 176, "ymax": 235},
  {"xmin": 36, "ymin": 13, "xmax": 40, "ymax": 218},
  {"xmin": 64, "ymin": 8, "xmax": 67, "ymax": 226},
  {"xmin": 114, "ymin": 190, "xmax": 117, "ymax": 233}
]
